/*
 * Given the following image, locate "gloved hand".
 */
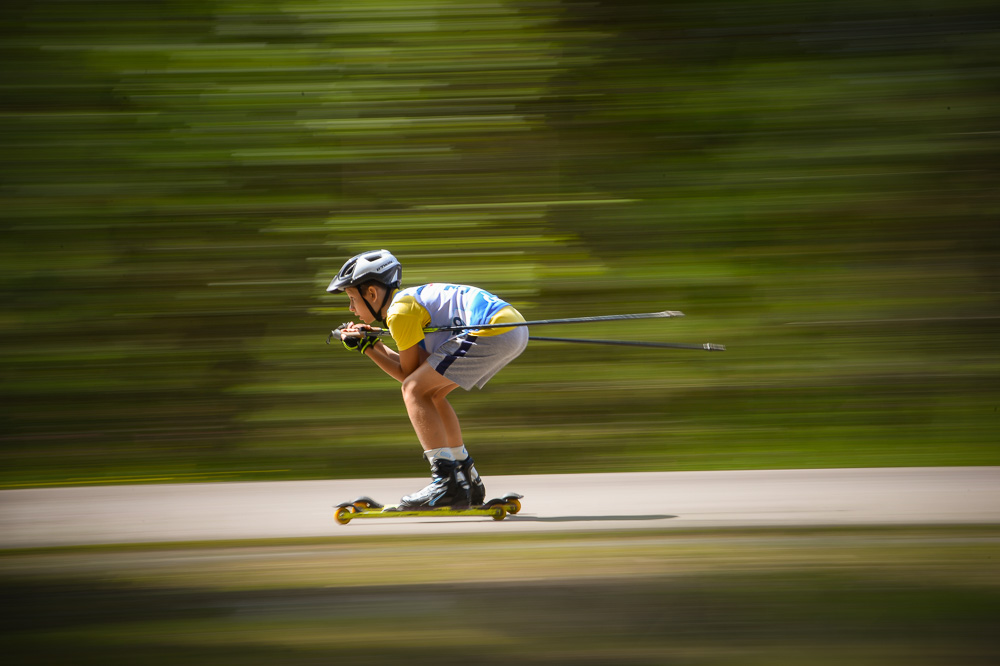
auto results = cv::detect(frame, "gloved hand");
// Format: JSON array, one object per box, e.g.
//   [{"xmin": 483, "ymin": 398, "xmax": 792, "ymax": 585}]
[{"xmin": 337, "ymin": 323, "xmax": 380, "ymax": 354}]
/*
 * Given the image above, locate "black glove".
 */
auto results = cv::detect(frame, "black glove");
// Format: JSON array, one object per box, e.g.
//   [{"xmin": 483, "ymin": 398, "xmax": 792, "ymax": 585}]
[{"xmin": 338, "ymin": 324, "xmax": 380, "ymax": 354}]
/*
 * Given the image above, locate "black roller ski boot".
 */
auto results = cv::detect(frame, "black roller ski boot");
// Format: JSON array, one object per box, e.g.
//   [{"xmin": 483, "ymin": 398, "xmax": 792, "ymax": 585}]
[
  {"xmin": 399, "ymin": 458, "xmax": 472, "ymax": 509},
  {"xmin": 461, "ymin": 456, "xmax": 486, "ymax": 507}
]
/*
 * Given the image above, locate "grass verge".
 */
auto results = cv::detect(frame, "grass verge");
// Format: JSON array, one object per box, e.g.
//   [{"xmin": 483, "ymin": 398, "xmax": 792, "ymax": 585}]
[{"xmin": 3, "ymin": 527, "xmax": 998, "ymax": 665}]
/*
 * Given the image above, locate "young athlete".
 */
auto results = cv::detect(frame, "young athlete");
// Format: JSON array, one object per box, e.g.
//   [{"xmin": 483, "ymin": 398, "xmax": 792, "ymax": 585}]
[{"xmin": 328, "ymin": 249, "xmax": 528, "ymax": 508}]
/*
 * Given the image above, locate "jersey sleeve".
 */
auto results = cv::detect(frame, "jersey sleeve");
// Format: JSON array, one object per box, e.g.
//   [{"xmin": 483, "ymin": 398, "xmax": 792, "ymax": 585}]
[{"xmin": 386, "ymin": 294, "xmax": 431, "ymax": 351}]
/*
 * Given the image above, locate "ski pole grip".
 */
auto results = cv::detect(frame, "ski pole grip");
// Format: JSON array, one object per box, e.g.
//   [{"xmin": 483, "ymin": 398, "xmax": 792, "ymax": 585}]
[
  {"xmin": 327, "ymin": 324, "xmax": 388, "ymax": 344},
  {"xmin": 327, "ymin": 322, "xmax": 354, "ymax": 345}
]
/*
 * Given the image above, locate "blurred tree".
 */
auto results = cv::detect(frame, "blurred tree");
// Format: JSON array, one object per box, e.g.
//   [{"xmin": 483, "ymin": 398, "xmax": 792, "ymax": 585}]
[{"xmin": 1, "ymin": 0, "xmax": 997, "ymax": 485}]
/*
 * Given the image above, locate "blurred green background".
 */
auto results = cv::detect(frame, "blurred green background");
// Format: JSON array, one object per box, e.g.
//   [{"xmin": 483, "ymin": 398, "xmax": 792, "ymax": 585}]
[{"xmin": 3, "ymin": 0, "xmax": 998, "ymax": 487}]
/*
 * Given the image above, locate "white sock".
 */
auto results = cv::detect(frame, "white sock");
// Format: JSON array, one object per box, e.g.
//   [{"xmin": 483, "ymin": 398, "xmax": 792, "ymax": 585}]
[{"xmin": 423, "ymin": 447, "xmax": 455, "ymax": 462}]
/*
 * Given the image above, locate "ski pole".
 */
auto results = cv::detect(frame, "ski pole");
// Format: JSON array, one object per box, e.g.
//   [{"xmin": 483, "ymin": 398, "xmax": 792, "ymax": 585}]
[
  {"xmin": 431, "ymin": 309, "xmax": 685, "ymax": 332},
  {"xmin": 327, "ymin": 327, "xmax": 725, "ymax": 351},
  {"xmin": 326, "ymin": 309, "xmax": 685, "ymax": 343},
  {"xmin": 528, "ymin": 336, "xmax": 726, "ymax": 351}
]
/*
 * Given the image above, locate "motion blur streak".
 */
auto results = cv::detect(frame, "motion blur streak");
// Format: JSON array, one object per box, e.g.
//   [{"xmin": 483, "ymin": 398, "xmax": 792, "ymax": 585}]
[
  {"xmin": 3, "ymin": 529, "xmax": 999, "ymax": 664},
  {"xmin": 2, "ymin": 0, "xmax": 998, "ymax": 486}
]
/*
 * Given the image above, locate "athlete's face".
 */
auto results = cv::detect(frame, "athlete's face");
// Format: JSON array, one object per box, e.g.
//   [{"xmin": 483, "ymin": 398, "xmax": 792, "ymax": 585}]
[{"xmin": 345, "ymin": 285, "xmax": 382, "ymax": 324}]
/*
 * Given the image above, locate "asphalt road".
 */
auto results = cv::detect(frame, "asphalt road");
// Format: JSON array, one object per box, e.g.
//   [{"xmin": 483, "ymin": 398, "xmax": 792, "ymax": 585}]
[{"xmin": 2, "ymin": 467, "xmax": 998, "ymax": 549}]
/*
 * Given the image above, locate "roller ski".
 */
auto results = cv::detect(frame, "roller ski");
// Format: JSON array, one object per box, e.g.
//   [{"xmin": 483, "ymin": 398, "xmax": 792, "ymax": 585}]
[
  {"xmin": 334, "ymin": 492, "xmax": 523, "ymax": 525},
  {"xmin": 334, "ymin": 456, "xmax": 521, "ymax": 525}
]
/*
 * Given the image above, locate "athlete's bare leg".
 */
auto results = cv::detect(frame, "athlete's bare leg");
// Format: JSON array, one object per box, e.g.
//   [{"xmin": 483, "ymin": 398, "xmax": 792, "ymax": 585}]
[{"xmin": 401, "ymin": 363, "xmax": 463, "ymax": 451}]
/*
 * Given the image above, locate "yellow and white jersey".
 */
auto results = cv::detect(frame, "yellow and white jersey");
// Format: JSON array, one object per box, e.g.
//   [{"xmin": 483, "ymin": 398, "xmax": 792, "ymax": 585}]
[{"xmin": 386, "ymin": 283, "xmax": 525, "ymax": 352}]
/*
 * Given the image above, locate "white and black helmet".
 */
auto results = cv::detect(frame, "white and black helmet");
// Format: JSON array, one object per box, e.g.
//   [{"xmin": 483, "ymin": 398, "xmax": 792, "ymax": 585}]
[{"xmin": 326, "ymin": 249, "xmax": 402, "ymax": 294}]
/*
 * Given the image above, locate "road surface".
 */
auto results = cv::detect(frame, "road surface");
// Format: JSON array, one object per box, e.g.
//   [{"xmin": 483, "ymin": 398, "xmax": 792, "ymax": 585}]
[{"xmin": 2, "ymin": 467, "xmax": 998, "ymax": 549}]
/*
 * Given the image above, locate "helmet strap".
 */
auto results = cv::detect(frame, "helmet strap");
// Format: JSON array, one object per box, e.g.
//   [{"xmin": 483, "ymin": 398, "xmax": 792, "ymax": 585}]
[{"xmin": 362, "ymin": 285, "xmax": 393, "ymax": 325}]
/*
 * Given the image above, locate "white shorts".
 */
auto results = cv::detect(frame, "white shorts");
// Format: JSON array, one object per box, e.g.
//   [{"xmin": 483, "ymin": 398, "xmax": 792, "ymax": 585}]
[{"xmin": 428, "ymin": 327, "xmax": 528, "ymax": 390}]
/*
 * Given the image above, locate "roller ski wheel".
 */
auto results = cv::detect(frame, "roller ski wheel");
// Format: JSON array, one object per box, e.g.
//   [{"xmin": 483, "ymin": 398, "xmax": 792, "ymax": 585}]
[
  {"xmin": 483, "ymin": 493, "xmax": 523, "ymax": 515},
  {"xmin": 502, "ymin": 493, "xmax": 523, "ymax": 514},
  {"xmin": 333, "ymin": 504, "xmax": 355, "ymax": 525}
]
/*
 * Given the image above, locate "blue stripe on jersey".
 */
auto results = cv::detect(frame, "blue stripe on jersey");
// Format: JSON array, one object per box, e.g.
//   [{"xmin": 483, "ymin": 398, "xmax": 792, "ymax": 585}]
[{"xmin": 436, "ymin": 334, "xmax": 478, "ymax": 375}]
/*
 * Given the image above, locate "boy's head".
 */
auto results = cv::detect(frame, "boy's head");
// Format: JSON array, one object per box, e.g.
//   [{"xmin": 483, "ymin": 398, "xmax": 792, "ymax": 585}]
[
  {"xmin": 328, "ymin": 249, "xmax": 402, "ymax": 323},
  {"xmin": 344, "ymin": 282, "xmax": 388, "ymax": 324}
]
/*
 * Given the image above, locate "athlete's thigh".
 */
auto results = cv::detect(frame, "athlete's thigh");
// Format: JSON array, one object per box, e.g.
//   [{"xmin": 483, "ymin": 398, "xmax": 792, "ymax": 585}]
[{"xmin": 407, "ymin": 360, "xmax": 460, "ymax": 396}]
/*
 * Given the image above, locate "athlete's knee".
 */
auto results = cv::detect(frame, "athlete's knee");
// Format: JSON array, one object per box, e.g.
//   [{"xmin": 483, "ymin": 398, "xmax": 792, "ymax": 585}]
[
  {"xmin": 400, "ymin": 375, "xmax": 421, "ymax": 404},
  {"xmin": 402, "ymin": 370, "xmax": 455, "ymax": 407},
  {"xmin": 401, "ymin": 372, "xmax": 434, "ymax": 405}
]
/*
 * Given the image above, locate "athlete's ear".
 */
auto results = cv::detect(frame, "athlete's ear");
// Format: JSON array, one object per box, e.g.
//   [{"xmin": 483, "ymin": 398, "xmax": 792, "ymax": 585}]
[{"xmin": 365, "ymin": 283, "xmax": 382, "ymax": 303}]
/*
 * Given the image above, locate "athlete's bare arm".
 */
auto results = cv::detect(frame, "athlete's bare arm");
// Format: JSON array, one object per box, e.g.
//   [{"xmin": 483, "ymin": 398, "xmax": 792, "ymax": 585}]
[{"xmin": 343, "ymin": 322, "xmax": 428, "ymax": 382}]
